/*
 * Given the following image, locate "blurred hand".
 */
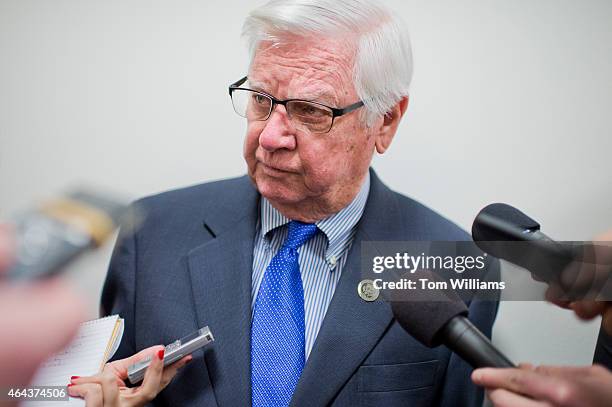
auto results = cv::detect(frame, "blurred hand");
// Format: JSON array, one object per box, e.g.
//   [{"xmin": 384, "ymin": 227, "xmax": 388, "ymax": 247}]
[
  {"xmin": 545, "ymin": 230, "xmax": 612, "ymax": 335},
  {"xmin": 0, "ymin": 226, "xmax": 85, "ymax": 390},
  {"xmin": 68, "ymin": 345, "xmax": 192, "ymax": 406},
  {"xmin": 472, "ymin": 364, "xmax": 612, "ymax": 407},
  {"xmin": 0, "ymin": 224, "xmax": 15, "ymax": 272}
]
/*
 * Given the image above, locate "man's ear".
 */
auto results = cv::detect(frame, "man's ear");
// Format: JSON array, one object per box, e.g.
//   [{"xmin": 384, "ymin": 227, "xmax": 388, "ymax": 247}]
[{"xmin": 375, "ymin": 96, "xmax": 409, "ymax": 154}]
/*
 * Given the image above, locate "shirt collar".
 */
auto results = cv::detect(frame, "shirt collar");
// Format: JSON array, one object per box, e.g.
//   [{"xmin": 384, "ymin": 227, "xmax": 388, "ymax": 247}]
[{"xmin": 260, "ymin": 172, "xmax": 370, "ymax": 260}]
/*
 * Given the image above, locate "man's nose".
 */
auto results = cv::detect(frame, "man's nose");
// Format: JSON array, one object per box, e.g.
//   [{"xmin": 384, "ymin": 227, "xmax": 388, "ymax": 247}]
[{"xmin": 258, "ymin": 105, "xmax": 297, "ymax": 152}]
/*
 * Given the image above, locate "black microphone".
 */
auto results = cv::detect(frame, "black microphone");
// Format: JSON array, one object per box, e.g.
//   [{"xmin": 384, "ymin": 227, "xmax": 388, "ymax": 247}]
[
  {"xmin": 390, "ymin": 271, "xmax": 514, "ymax": 368},
  {"xmin": 471, "ymin": 203, "xmax": 576, "ymax": 284}
]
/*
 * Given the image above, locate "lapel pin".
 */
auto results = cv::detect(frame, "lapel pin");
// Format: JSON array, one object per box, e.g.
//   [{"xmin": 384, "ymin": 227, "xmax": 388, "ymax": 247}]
[{"xmin": 357, "ymin": 279, "xmax": 379, "ymax": 302}]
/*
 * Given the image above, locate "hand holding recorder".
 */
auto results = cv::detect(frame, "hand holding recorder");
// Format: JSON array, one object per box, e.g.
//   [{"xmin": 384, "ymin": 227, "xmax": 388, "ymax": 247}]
[
  {"xmin": 67, "ymin": 345, "xmax": 192, "ymax": 407},
  {"xmin": 68, "ymin": 328, "xmax": 214, "ymax": 406}
]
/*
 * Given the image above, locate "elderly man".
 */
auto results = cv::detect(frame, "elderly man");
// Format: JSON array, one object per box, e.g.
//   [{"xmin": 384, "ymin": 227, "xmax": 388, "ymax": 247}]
[{"xmin": 91, "ymin": 1, "xmax": 500, "ymax": 406}]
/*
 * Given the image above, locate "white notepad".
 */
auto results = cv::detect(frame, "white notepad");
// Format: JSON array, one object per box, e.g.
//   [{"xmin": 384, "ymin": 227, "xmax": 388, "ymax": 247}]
[{"xmin": 24, "ymin": 315, "xmax": 124, "ymax": 406}]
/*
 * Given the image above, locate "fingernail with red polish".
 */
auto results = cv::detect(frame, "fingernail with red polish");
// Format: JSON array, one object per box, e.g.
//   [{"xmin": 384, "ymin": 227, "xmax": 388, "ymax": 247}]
[
  {"xmin": 158, "ymin": 349, "xmax": 165, "ymax": 360},
  {"xmin": 71, "ymin": 376, "xmax": 80, "ymax": 380},
  {"xmin": 67, "ymin": 384, "xmax": 73, "ymax": 387}
]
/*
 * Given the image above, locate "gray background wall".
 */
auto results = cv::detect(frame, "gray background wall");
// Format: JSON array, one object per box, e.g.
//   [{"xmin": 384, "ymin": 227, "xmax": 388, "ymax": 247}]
[{"xmin": 1, "ymin": 0, "xmax": 611, "ymax": 367}]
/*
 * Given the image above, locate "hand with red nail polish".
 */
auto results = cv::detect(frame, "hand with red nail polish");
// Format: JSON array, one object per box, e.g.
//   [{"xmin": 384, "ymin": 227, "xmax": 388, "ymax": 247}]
[{"xmin": 67, "ymin": 345, "xmax": 192, "ymax": 407}]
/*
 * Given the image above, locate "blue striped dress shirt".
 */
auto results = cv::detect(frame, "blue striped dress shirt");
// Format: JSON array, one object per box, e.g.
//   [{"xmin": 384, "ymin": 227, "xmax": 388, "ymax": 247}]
[{"xmin": 251, "ymin": 173, "xmax": 370, "ymax": 360}]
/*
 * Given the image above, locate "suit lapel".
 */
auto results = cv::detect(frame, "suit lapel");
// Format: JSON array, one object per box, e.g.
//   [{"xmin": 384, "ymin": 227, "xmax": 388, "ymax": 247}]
[
  {"xmin": 291, "ymin": 170, "xmax": 404, "ymax": 407},
  {"xmin": 186, "ymin": 177, "xmax": 259, "ymax": 407}
]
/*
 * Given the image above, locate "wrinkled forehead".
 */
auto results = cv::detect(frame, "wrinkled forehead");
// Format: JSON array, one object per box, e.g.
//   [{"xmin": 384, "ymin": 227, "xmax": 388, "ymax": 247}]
[{"xmin": 248, "ymin": 36, "xmax": 357, "ymax": 104}]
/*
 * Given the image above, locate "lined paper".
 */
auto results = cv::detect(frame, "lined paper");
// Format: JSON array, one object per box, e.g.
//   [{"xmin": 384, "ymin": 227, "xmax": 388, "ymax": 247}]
[{"xmin": 24, "ymin": 315, "xmax": 123, "ymax": 406}]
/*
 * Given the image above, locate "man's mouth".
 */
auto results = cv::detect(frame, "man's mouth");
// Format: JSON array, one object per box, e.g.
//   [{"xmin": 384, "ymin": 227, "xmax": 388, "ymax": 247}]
[{"xmin": 258, "ymin": 161, "xmax": 295, "ymax": 175}]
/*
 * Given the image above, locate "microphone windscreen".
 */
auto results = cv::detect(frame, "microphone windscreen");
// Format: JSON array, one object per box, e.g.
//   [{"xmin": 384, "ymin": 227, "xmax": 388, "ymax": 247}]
[
  {"xmin": 478, "ymin": 203, "xmax": 539, "ymax": 230},
  {"xmin": 472, "ymin": 203, "xmax": 540, "ymax": 242},
  {"xmin": 390, "ymin": 271, "xmax": 468, "ymax": 347}
]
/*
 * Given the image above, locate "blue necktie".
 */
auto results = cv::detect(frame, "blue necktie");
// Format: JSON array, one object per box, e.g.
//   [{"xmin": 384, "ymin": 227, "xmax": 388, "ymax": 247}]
[{"xmin": 251, "ymin": 220, "xmax": 318, "ymax": 407}]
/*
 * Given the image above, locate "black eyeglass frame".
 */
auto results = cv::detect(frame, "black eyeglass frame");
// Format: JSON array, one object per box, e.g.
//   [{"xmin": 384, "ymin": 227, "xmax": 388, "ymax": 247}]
[{"xmin": 228, "ymin": 76, "xmax": 365, "ymax": 133}]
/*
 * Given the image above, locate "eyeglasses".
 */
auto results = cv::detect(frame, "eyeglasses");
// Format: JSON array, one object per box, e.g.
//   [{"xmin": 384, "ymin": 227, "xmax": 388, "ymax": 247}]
[{"xmin": 228, "ymin": 76, "xmax": 364, "ymax": 133}]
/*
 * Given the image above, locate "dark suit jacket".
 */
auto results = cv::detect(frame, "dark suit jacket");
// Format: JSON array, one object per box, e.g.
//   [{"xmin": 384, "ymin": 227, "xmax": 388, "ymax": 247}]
[
  {"xmin": 101, "ymin": 169, "xmax": 500, "ymax": 407},
  {"xmin": 594, "ymin": 329, "xmax": 612, "ymax": 368}
]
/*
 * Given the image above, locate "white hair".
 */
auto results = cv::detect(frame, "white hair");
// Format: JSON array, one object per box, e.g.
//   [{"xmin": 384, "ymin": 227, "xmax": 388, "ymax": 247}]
[{"xmin": 242, "ymin": 0, "xmax": 413, "ymax": 126}]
